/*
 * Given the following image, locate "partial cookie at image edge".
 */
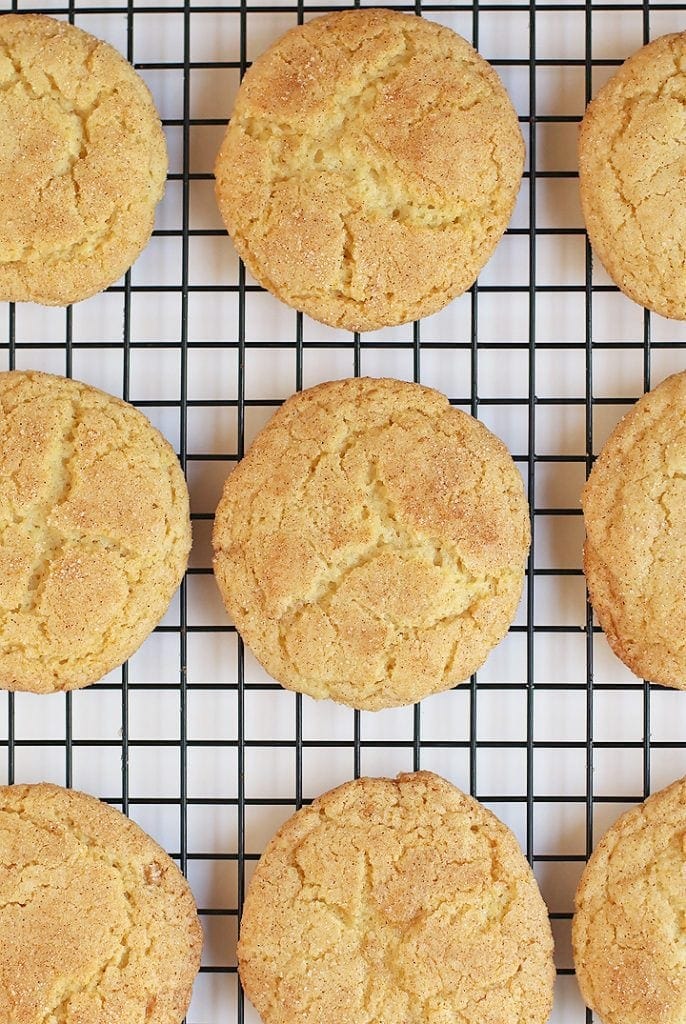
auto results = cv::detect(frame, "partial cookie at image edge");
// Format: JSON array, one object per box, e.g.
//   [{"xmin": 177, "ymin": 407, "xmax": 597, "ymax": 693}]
[
  {"xmin": 579, "ymin": 31, "xmax": 686, "ymax": 320},
  {"xmin": 573, "ymin": 776, "xmax": 686, "ymax": 1024},
  {"xmin": 0, "ymin": 370, "xmax": 191, "ymax": 694},
  {"xmin": 0, "ymin": 782, "xmax": 202, "ymax": 1024},
  {"xmin": 238, "ymin": 771, "xmax": 555, "ymax": 1024},
  {"xmin": 0, "ymin": 13, "xmax": 168, "ymax": 306},
  {"xmin": 582, "ymin": 370, "xmax": 686, "ymax": 688}
]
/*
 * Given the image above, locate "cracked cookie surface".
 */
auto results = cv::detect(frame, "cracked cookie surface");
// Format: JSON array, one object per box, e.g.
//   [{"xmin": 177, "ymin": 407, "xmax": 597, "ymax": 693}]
[
  {"xmin": 0, "ymin": 783, "xmax": 202, "ymax": 1024},
  {"xmin": 579, "ymin": 32, "xmax": 686, "ymax": 319},
  {"xmin": 212, "ymin": 377, "xmax": 529, "ymax": 711},
  {"xmin": 214, "ymin": 8, "xmax": 524, "ymax": 332},
  {"xmin": 0, "ymin": 370, "xmax": 191, "ymax": 693},
  {"xmin": 582, "ymin": 371, "xmax": 686, "ymax": 687},
  {"xmin": 238, "ymin": 772, "xmax": 554, "ymax": 1024},
  {"xmin": 0, "ymin": 13, "xmax": 167, "ymax": 306},
  {"xmin": 573, "ymin": 777, "xmax": 686, "ymax": 1024}
]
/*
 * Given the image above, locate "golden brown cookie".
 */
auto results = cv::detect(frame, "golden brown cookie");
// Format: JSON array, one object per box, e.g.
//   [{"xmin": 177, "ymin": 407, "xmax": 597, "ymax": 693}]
[
  {"xmin": 215, "ymin": 8, "xmax": 524, "ymax": 332},
  {"xmin": 0, "ymin": 370, "xmax": 191, "ymax": 693},
  {"xmin": 582, "ymin": 371, "xmax": 686, "ymax": 687},
  {"xmin": 579, "ymin": 32, "xmax": 686, "ymax": 319},
  {"xmin": 0, "ymin": 783, "xmax": 202, "ymax": 1024},
  {"xmin": 0, "ymin": 13, "xmax": 167, "ymax": 306},
  {"xmin": 213, "ymin": 377, "xmax": 529, "ymax": 711},
  {"xmin": 573, "ymin": 777, "xmax": 686, "ymax": 1024},
  {"xmin": 239, "ymin": 772, "xmax": 555, "ymax": 1024}
]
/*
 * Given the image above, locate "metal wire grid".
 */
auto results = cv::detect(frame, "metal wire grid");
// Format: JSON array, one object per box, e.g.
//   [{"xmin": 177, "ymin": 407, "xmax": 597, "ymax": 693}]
[{"xmin": 2, "ymin": 0, "xmax": 686, "ymax": 1021}]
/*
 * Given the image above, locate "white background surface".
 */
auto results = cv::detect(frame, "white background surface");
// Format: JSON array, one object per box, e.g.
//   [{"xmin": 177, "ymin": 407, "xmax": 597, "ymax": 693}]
[{"xmin": 2, "ymin": 0, "xmax": 686, "ymax": 1021}]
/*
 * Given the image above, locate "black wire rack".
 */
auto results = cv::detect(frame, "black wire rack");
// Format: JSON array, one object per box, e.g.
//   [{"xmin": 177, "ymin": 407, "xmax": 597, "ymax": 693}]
[{"xmin": 3, "ymin": 0, "xmax": 686, "ymax": 1021}]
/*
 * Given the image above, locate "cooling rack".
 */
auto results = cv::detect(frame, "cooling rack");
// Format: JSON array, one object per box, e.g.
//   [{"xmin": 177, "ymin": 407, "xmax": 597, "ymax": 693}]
[{"xmin": 2, "ymin": 0, "xmax": 686, "ymax": 1020}]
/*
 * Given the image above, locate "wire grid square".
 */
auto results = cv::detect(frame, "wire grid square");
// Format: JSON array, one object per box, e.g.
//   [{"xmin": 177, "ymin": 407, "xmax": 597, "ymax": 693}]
[{"xmin": 2, "ymin": 0, "xmax": 686, "ymax": 1022}]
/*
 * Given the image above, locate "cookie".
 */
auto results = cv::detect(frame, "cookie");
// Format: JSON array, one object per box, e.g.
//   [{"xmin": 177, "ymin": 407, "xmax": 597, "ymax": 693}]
[
  {"xmin": 215, "ymin": 8, "xmax": 524, "ymax": 332},
  {"xmin": 579, "ymin": 32, "xmax": 686, "ymax": 319},
  {"xmin": 573, "ymin": 777, "xmax": 686, "ymax": 1024},
  {"xmin": 0, "ymin": 370, "xmax": 191, "ymax": 693},
  {"xmin": 582, "ymin": 371, "xmax": 686, "ymax": 687},
  {"xmin": 213, "ymin": 377, "xmax": 529, "ymax": 711},
  {"xmin": 0, "ymin": 13, "xmax": 167, "ymax": 306},
  {"xmin": 0, "ymin": 783, "xmax": 202, "ymax": 1024},
  {"xmin": 239, "ymin": 771, "xmax": 555, "ymax": 1024}
]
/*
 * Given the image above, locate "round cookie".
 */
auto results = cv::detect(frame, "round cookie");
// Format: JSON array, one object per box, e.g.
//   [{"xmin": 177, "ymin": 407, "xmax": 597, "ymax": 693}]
[
  {"xmin": 582, "ymin": 371, "xmax": 686, "ymax": 687},
  {"xmin": 214, "ymin": 9, "xmax": 524, "ymax": 332},
  {"xmin": 579, "ymin": 32, "xmax": 686, "ymax": 319},
  {"xmin": 213, "ymin": 377, "xmax": 529, "ymax": 711},
  {"xmin": 0, "ymin": 13, "xmax": 167, "ymax": 306},
  {"xmin": 573, "ymin": 777, "xmax": 686, "ymax": 1024},
  {"xmin": 0, "ymin": 783, "xmax": 202, "ymax": 1024},
  {"xmin": 239, "ymin": 771, "xmax": 555, "ymax": 1024},
  {"xmin": 0, "ymin": 370, "xmax": 191, "ymax": 693}
]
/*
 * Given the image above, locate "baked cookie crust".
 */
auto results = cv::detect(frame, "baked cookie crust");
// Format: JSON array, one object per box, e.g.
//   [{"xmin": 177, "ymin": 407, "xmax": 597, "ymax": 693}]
[
  {"xmin": 579, "ymin": 32, "xmax": 686, "ymax": 319},
  {"xmin": 0, "ymin": 13, "xmax": 167, "ymax": 305},
  {"xmin": 239, "ymin": 772, "xmax": 555, "ymax": 1024},
  {"xmin": 0, "ymin": 783, "xmax": 202, "ymax": 1024},
  {"xmin": 213, "ymin": 377, "xmax": 529, "ymax": 711},
  {"xmin": 0, "ymin": 370, "xmax": 191, "ymax": 693},
  {"xmin": 582, "ymin": 371, "xmax": 686, "ymax": 687},
  {"xmin": 574, "ymin": 777, "xmax": 686, "ymax": 1024},
  {"xmin": 215, "ymin": 8, "xmax": 524, "ymax": 331}
]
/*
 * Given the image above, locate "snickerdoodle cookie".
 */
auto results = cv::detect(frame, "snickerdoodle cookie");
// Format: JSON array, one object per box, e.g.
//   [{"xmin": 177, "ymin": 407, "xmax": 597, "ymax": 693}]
[
  {"xmin": 0, "ymin": 783, "xmax": 202, "ymax": 1024},
  {"xmin": 213, "ymin": 377, "xmax": 529, "ymax": 711},
  {"xmin": 239, "ymin": 772, "xmax": 555, "ymax": 1024},
  {"xmin": 214, "ymin": 8, "xmax": 524, "ymax": 332},
  {"xmin": 579, "ymin": 32, "xmax": 686, "ymax": 319},
  {"xmin": 0, "ymin": 370, "xmax": 190, "ymax": 693},
  {"xmin": 0, "ymin": 13, "xmax": 167, "ymax": 306},
  {"xmin": 573, "ymin": 777, "xmax": 686, "ymax": 1024},
  {"xmin": 583, "ymin": 371, "xmax": 686, "ymax": 687}
]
